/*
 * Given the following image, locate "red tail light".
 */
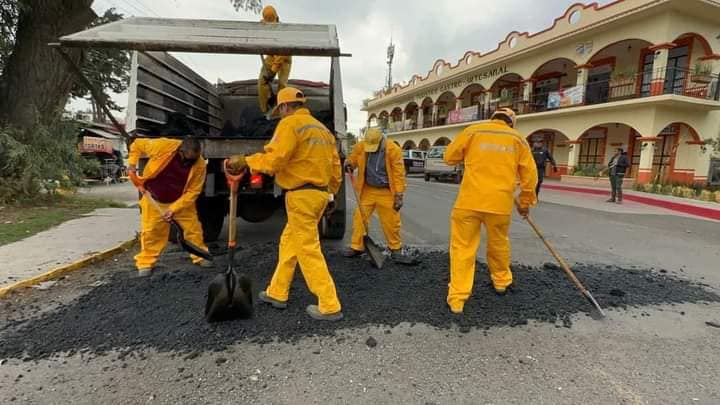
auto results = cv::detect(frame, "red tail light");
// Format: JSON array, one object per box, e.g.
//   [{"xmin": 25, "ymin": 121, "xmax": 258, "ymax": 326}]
[{"xmin": 250, "ymin": 174, "xmax": 263, "ymax": 189}]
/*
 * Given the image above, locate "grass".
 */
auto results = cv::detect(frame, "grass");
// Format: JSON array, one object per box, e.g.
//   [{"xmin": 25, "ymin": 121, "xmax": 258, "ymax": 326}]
[{"xmin": 0, "ymin": 195, "xmax": 126, "ymax": 246}]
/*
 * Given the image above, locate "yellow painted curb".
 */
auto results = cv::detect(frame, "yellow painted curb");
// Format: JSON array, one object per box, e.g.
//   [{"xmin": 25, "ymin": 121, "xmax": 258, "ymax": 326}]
[{"xmin": 0, "ymin": 237, "xmax": 138, "ymax": 299}]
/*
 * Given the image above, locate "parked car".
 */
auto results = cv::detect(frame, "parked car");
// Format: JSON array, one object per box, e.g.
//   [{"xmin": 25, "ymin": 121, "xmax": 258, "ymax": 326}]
[
  {"xmin": 402, "ymin": 149, "xmax": 425, "ymax": 174},
  {"xmin": 424, "ymin": 145, "xmax": 463, "ymax": 183}
]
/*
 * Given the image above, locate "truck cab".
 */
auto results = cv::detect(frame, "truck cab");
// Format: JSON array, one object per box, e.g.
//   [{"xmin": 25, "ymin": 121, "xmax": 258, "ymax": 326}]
[{"xmin": 58, "ymin": 17, "xmax": 350, "ymax": 242}]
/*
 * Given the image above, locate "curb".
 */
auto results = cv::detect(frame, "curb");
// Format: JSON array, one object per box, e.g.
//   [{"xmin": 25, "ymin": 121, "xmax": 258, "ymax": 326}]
[
  {"xmin": 543, "ymin": 184, "xmax": 720, "ymax": 220},
  {"xmin": 0, "ymin": 237, "xmax": 138, "ymax": 299}
]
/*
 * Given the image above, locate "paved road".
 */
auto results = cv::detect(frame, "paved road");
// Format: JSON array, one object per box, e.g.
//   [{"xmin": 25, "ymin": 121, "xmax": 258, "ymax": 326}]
[{"xmin": 1, "ymin": 177, "xmax": 719, "ymax": 404}]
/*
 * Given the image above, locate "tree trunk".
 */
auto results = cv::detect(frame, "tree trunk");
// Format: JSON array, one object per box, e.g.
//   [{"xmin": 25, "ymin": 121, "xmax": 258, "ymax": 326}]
[{"xmin": 0, "ymin": 0, "xmax": 94, "ymax": 129}]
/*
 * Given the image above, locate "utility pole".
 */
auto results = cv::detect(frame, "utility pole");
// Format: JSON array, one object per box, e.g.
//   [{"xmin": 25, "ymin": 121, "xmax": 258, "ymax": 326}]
[{"xmin": 385, "ymin": 36, "xmax": 395, "ymax": 91}]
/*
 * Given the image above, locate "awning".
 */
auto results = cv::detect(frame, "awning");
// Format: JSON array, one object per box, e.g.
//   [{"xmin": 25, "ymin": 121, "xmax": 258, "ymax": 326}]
[
  {"xmin": 83, "ymin": 127, "xmax": 121, "ymax": 140},
  {"xmin": 59, "ymin": 17, "xmax": 342, "ymax": 56}
]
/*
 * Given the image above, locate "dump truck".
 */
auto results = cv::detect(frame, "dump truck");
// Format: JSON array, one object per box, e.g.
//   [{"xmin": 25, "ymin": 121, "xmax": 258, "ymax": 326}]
[{"xmin": 57, "ymin": 17, "xmax": 349, "ymax": 242}]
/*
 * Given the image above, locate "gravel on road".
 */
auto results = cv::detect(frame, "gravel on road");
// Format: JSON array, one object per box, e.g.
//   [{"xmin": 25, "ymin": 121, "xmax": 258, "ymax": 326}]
[{"xmin": 1, "ymin": 244, "xmax": 717, "ymax": 361}]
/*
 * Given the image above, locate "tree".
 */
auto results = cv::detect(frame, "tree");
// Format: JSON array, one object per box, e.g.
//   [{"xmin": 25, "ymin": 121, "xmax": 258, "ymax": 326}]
[
  {"xmin": 0, "ymin": 0, "xmax": 95, "ymax": 130},
  {"xmin": 229, "ymin": 0, "xmax": 263, "ymax": 14},
  {"xmin": 70, "ymin": 8, "xmax": 130, "ymax": 123}
]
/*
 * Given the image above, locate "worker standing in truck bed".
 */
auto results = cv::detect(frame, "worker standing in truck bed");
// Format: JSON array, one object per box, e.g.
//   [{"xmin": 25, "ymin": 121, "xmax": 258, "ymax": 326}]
[{"xmin": 258, "ymin": 5, "xmax": 292, "ymax": 117}]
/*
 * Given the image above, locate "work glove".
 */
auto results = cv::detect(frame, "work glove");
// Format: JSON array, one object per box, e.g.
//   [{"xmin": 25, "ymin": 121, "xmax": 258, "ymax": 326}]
[
  {"xmin": 516, "ymin": 205, "xmax": 529, "ymax": 219},
  {"xmin": 393, "ymin": 193, "xmax": 404, "ymax": 211},
  {"xmin": 343, "ymin": 161, "xmax": 355, "ymax": 174},
  {"xmin": 226, "ymin": 155, "xmax": 248, "ymax": 175},
  {"xmin": 127, "ymin": 167, "xmax": 143, "ymax": 189},
  {"xmin": 324, "ymin": 194, "xmax": 336, "ymax": 218},
  {"xmin": 518, "ymin": 190, "xmax": 537, "ymax": 208}
]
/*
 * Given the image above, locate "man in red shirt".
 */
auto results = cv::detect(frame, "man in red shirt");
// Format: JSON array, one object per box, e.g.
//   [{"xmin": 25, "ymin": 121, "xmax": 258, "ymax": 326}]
[{"xmin": 128, "ymin": 137, "xmax": 211, "ymax": 277}]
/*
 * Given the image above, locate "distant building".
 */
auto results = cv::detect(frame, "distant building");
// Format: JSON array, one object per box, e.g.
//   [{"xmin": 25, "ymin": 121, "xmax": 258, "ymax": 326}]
[{"xmin": 363, "ymin": 0, "xmax": 720, "ymax": 185}]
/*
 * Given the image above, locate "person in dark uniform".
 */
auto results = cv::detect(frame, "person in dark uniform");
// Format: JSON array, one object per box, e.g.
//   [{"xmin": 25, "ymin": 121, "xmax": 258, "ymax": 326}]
[
  {"xmin": 606, "ymin": 148, "xmax": 630, "ymax": 204},
  {"xmin": 531, "ymin": 141, "xmax": 557, "ymax": 196}
]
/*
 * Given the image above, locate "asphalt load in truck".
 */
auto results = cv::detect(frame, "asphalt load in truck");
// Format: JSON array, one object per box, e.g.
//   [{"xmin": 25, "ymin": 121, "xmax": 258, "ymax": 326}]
[{"xmin": 1, "ymin": 245, "xmax": 718, "ymax": 360}]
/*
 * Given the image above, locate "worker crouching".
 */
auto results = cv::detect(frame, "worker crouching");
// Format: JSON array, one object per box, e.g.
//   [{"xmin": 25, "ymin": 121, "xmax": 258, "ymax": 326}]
[
  {"xmin": 128, "ymin": 137, "xmax": 212, "ymax": 277},
  {"xmin": 444, "ymin": 108, "xmax": 538, "ymax": 314},
  {"xmin": 227, "ymin": 87, "xmax": 343, "ymax": 321},
  {"xmin": 343, "ymin": 128, "xmax": 414, "ymax": 263},
  {"xmin": 258, "ymin": 5, "xmax": 292, "ymax": 116}
]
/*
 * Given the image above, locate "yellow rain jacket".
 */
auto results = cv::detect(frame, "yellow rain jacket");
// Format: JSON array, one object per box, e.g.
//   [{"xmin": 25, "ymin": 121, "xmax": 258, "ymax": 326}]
[
  {"xmin": 127, "ymin": 137, "xmax": 208, "ymax": 270},
  {"xmin": 346, "ymin": 140, "xmax": 406, "ymax": 195},
  {"xmin": 127, "ymin": 138, "xmax": 207, "ymax": 213},
  {"xmin": 246, "ymin": 107, "xmax": 343, "ymax": 315},
  {"xmin": 246, "ymin": 108, "xmax": 342, "ymax": 194},
  {"xmin": 444, "ymin": 119, "xmax": 537, "ymax": 214}
]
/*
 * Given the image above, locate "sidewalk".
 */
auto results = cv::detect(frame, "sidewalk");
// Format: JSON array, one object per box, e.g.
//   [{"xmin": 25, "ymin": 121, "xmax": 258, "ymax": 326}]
[
  {"xmin": 542, "ymin": 180, "xmax": 720, "ymax": 221},
  {"xmin": 1, "ymin": 181, "xmax": 141, "ymax": 292}
]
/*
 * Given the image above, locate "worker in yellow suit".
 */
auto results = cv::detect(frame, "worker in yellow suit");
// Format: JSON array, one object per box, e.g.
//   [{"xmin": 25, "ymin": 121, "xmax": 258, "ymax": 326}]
[
  {"xmin": 258, "ymin": 5, "xmax": 292, "ymax": 115},
  {"xmin": 127, "ymin": 137, "xmax": 211, "ymax": 277},
  {"xmin": 343, "ymin": 127, "xmax": 412, "ymax": 263},
  {"xmin": 227, "ymin": 87, "xmax": 343, "ymax": 321},
  {"xmin": 444, "ymin": 108, "xmax": 537, "ymax": 314}
]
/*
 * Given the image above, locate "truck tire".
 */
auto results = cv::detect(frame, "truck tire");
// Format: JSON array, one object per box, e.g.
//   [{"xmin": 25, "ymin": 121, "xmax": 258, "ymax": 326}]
[
  {"xmin": 238, "ymin": 195, "xmax": 279, "ymax": 223},
  {"xmin": 197, "ymin": 195, "xmax": 226, "ymax": 242},
  {"xmin": 320, "ymin": 180, "xmax": 347, "ymax": 240},
  {"xmin": 424, "ymin": 173, "xmax": 430, "ymax": 182}
]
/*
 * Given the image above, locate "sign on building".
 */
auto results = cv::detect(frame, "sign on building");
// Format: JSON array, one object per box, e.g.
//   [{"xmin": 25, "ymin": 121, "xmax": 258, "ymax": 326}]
[
  {"xmin": 80, "ymin": 136, "xmax": 114, "ymax": 154},
  {"xmin": 548, "ymin": 85, "xmax": 585, "ymax": 109},
  {"xmin": 447, "ymin": 105, "xmax": 479, "ymax": 124}
]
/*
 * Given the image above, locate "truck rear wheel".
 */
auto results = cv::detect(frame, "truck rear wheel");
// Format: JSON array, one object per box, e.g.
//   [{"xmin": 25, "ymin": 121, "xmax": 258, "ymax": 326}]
[
  {"xmin": 238, "ymin": 195, "xmax": 279, "ymax": 223},
  {"xmin": 197, "ymin": 196, "xmax": 226, "ymax": 242},
  {"xmin": 424, "ymin": 173, "xmax": 430, "ymax": 182},
  {"xmin": 320, "ymin": 181, "xmax": 347, "ymax": 240}
]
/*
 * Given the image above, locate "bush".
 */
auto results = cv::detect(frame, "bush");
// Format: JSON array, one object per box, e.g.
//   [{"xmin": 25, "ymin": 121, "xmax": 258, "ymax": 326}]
[
  {"xmin": 571, "ymin": 164, "xmax": 602, "ymax": 177},
  {"xmin": 79, "ymin": 157, "xmax": 102, "ymax": 179},
  {"xmin": 0, "ymin": 122, "xmax": 85, "ymax": 204}
]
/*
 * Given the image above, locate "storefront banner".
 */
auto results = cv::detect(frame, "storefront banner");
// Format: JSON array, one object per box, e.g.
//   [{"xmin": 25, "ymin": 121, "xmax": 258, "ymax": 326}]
[
  {"xmin": 547, "ymin": 85, "xmax": 585, "ymax": 109},
  {"xmin": 447, "ymin": 105, "xmax": 479, "ymax": 124},
  {"xmin": 80, "ymin": 136, "xmax": 113, "ymax": 154}
]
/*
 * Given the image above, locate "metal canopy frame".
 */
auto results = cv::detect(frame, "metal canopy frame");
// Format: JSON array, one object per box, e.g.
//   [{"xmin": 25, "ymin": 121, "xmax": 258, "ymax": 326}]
[{"xmin": 58, "ymin": 17, "xmax": 344, "ymax": 56}]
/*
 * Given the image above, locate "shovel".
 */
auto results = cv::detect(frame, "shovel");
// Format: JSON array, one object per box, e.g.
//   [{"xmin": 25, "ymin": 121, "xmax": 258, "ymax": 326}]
[
  {"xmin": 348, "ymin": 172, "xmax": 386, "ymax": 269},
  {"xmin": 515, "ymin": 199, "xmax": 606, "ymax": 318},
  {"xmin": 205, "ymin": 163, "xmax": 254, "ymax": 322},
  {"xmin": 138, "ymin": 186, "xmax": 213, "ymax": 261}
]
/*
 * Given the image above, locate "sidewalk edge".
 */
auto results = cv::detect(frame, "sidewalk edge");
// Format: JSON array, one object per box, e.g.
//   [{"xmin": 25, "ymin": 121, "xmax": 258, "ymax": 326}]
[
  {"xmin": 0, "ymin": 236, "xmax": 138, "ymax": 299},
  {"xmin": 543, "ymin": 184, "xmax": 720, "ymax": 220}
]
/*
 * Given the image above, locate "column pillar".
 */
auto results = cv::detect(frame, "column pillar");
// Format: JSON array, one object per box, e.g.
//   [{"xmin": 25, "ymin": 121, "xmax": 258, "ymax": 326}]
[
  {"xmin": 483, "ymin": 91, "xmax": 491, "ymax": 119},
  {"xmin": 521, "ymin": 79, "xmax": 534, "ymax": 113},
  {"xmin": 432, "ymin": 103, "xmax": 439, "ymax": 127},
  {"xmin": 648, "ymin": 43, "xmax": 675, "ymax": 96},
  {"xmin": 699, "ymin": 54, "xmax": 720, "ymax": 100},
  {"xmin": 637, "ymin": 137, "xmax": 659, "ymax": 184},
  {"xmin": 566, "ymin": 140, "xmax": 582, "ymax": 173},
  {"xmin": 688, "ymin": 141, "xmax": 711, "ymax": 184},
  {"xmin": 455, "ymin": 97, "xmax": 463, "ymax": 111},
  {"xmin": 401, "ymin": 110, "xmax": 407, "ymax": 131},
  {"xmin": 417, "ymin": 107, "xmax": 424, "ymax": 129}
]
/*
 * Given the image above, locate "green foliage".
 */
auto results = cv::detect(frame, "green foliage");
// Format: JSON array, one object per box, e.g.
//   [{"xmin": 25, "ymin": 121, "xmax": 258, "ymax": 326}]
[
  {"xmin": 0, "ymin": 0, "xmax": 18, "ymax": 73},
  {"xmin": 79, "ymin": 156, "xmax": 101, "ymax": 178},
  {"xmin": 0, "ymin": 122, "xmax": 84, "ymax": 203},
  {"xmin": 571, "ymin": 165, "xmax": 602, "ymax": 177},
  {"xmin": 70, "ymin": 8, "xmax": 130, "ymax": 121}
]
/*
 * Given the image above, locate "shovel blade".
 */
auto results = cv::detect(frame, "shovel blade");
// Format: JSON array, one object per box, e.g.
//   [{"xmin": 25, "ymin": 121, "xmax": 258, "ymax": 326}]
[
  {"xmin": 205, "ymin": 267, "xmax": 254, "ymax": 322},
  {"xmin": 171, "ymin": 221, "xmax": 213, "ymax": 261},
  {"xmin": 583, "ymin": 290, "xmax": 606, "ymax": 319},
  {"xmin": 364, "ymin": 235, "xmax": 385, "ymax": 269}
]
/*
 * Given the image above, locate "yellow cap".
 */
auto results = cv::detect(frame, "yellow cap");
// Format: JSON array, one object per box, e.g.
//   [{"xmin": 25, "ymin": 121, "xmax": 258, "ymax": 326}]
[
  {"xmin": 491, "ymin": 107, "xmax": 517, "ymax": 127},
  {"xmin": 262, "ymin": 6, "xmax": 279, "ymax": 22},
  {"xmin": 271, "ymin": 87, "xmax": 306, "ymax": 116},
  {"xmin": 363, "ymin": 127, "xmax": 383, "ymax": 153}
]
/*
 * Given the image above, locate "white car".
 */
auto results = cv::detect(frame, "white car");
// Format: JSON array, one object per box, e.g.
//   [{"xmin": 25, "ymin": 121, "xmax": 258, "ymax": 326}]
[
  {"xmin": 402, "ymin": 149, "xmax": 426, "ymax": 174},
  {"xmin": 424, "ymin": 146, "xmax": 463, "ymax": 183}
]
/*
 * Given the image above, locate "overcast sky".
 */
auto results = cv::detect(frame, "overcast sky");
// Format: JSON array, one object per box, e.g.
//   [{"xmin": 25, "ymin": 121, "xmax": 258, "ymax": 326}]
[{"xmin": 79, "ymin": 0, "xmax": 613, "ymax": 134}]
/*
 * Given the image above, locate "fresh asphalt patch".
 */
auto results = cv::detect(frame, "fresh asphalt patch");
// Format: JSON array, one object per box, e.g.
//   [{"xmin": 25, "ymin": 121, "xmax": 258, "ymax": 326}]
[{"xmin": 1, "ymin": 244, "xmax": 718, "ymax": 360}]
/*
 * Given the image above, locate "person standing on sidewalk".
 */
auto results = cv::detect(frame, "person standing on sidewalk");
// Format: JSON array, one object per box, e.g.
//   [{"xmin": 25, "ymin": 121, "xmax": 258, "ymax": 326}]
[
  {"xmin": 606, "ymin": 148, "xmax": 629, "ymax": 204},
  {"xmin": 343, "ymin": 127, "xmax": 413, "ymax": 263},
  {"xmin": 127, "ymin": 137, "xmax": 212, "ymax": 277},
  {"xmin": 443, "ymin": 108, "xmax": 537, "ymax": 314},
  {"xmin": 227, "ymin": 87, "xmax": 344, "ymax": 321},
  {"xmin": 531, "ymin": 140, "xmax": 557, "ymax": 197}
]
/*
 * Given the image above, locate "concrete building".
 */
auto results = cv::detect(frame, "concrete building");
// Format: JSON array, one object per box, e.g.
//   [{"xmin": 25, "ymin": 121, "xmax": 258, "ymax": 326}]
[{"xmin": 363, "ymin": 0, "xmax": 720, "ymax": 185}]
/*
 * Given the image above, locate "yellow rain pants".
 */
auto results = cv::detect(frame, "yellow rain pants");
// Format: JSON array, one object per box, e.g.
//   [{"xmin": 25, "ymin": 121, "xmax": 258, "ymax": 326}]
[
  {"xmin": 447, "ymin": 209, "xmax": 513, "ymax": 312},
  {"xmin": 265, "ymin": 189, "xmax": 341, "ymax": 314},
  {"xmin": 350, "ymin": 186, "xmax": 402, "ymax": 251},
  {"xmin": 134, "ymin": 196, "xmax": 208, "ymax": 269},
  {"xmin": 258, "ymin": 57, "xmax": 292, "ymax": 113}
]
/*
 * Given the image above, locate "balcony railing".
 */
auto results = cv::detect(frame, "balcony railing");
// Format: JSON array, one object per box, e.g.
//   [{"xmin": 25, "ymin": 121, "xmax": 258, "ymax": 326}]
[{"xmin": 382, "ymin": 67, "xmax": 719, "ymax": 133}]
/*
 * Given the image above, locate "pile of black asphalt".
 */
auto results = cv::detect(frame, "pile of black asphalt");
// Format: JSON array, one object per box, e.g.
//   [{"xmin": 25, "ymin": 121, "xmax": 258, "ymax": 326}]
[{"xmin": 1, "ymin": 244, "xmax": 717, "ymax": 360}]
